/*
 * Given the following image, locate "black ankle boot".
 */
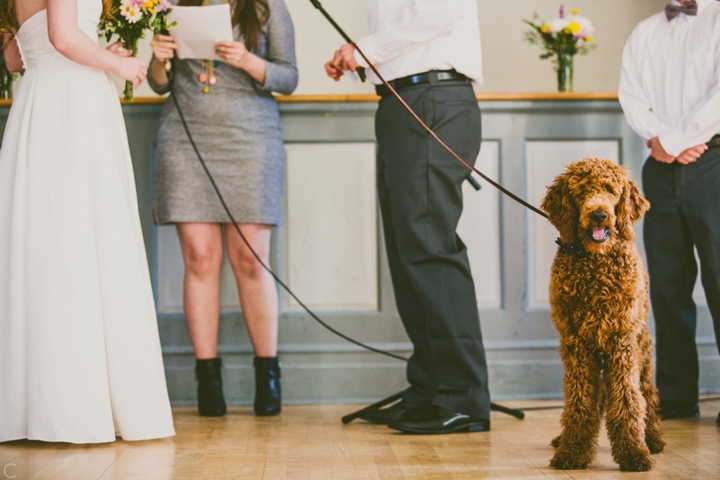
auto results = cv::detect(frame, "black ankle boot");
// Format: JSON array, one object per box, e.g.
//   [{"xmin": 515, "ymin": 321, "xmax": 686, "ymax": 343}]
[
  {"xmin": 195, "ymin": 357, "xmax": 227, "ymax": 417},
  {"xmin": 254, "ymin": 356, "xmax": 281, "ymax": 416}
]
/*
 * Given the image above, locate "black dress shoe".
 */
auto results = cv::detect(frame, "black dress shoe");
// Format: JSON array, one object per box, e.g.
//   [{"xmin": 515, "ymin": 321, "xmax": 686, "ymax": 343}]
[
  {"xmin": 388, "ymin": 405, "xmax": 490, "ymax": 434},
  {"xmin": 659, "ymin": 399, "xmax": 699, "ymax": 419},
  {"xmin": 359, "ymin": 400, "xmax": 430, "ymax": 425},
  {"xmin": 254, "ymin": 356, "xmax": 282, "ymax": 416},
  {"xmin": 196, "ymin": 357, "xmax": 227, "ymax": 417}
]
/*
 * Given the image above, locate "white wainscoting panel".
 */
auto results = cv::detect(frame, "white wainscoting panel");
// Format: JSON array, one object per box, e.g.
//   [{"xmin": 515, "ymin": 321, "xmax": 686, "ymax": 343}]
[
  {"xmin": 156, "ymin": 226, "xmax": 243, "ymax": 314},
  {"xmin": 284, "ymin": 143, "xmax": 378, "ymax": 312},
  {"xmin": 526, "ymin": 141, "xmax": 620, "ymax": 309},
  {"xmin": 458, "ymin": 141, "xmax": 501, "ymax": 309}
]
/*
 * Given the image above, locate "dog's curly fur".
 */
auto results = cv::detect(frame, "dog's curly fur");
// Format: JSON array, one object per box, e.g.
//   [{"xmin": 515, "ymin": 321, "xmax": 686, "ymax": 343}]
[{"xmin": 541, "ymin": 158, "xmax": 665, "ymax": 472}]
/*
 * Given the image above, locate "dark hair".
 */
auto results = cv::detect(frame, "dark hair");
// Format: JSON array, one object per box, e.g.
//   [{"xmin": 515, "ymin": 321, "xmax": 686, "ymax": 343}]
[{"xmin": 178, "ymin": 0, "xmax": 269, "ymax": 53}]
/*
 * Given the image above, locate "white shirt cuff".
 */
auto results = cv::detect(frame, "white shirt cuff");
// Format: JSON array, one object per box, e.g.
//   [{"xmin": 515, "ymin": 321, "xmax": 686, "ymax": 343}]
[
  {"xmin": 353, "ymin": 39, "xmax": 372, "ymax": 69},
  {"xmin": 657, "ymin": 129, "xmax": 685, "ymax": 158}
]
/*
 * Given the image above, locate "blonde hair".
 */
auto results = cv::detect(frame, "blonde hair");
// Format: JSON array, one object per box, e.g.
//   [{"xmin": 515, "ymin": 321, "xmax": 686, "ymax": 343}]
[{"xmin": 0, "ymin": 0, "xmax": 18, "ymax": 34}]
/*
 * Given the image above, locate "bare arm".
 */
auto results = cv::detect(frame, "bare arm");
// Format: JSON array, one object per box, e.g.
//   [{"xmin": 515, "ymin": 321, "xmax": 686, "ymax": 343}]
[
  {"xmin": 47, "ymin": 0, "xmax": 146, "ymax": 86},
  {"xmin": 3, "ymin": 34, "xmax": 24, "ymax": 73},
  {"xmin": 148, "ymin": 34, "xmax": 178, "ymax": 89}
]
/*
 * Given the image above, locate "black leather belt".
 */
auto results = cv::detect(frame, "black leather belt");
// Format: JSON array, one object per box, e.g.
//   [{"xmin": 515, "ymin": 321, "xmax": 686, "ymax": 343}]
[
  {"xmin": 375, "ymin": 69, "xmax": 470, "ymax": 97},
  {"xmin": 707, "ymin": 134, "xmax": 720, "ymax": 149}
]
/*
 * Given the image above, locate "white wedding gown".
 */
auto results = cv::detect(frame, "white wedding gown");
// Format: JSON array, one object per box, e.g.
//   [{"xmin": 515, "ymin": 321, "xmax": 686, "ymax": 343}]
[{"xmin": 0, "ymin": 0, "xmax": 175, "ymax": 443}]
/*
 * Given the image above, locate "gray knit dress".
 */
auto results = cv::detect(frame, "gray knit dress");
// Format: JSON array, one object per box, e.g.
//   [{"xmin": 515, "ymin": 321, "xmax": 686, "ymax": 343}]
[{"xmin": 150, "ymin": 0, "xmax": 298, "ymax": 226}]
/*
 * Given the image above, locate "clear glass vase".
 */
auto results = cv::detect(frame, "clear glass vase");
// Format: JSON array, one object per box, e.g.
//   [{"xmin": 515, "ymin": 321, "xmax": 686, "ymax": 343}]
[{"xmin": 556, "ymin": 53, "xmax": 574, "ymax": 93}]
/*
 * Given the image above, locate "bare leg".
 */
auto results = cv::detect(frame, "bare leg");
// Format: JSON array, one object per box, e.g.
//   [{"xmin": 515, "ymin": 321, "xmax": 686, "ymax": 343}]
[
  {"xmin": 604, "ymin": 339, "xmax": 653, "ymax": 472},
  {"xmin": 177, "ymin": 223, "xmax": 224, "ymax": 360},
  {"xmin": 551, "ymin": 341, "xmax": 603, "ymax": 470},
  {"xmin": 225, "ymin": 223, "xmax": 278, "ymax": 357}
]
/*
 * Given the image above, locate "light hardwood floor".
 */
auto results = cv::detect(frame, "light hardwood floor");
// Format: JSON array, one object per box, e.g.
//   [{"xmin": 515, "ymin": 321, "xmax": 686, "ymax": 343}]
[{"xmin": 1, "ymin": 398, "xmax": 719, "ymax": 479}]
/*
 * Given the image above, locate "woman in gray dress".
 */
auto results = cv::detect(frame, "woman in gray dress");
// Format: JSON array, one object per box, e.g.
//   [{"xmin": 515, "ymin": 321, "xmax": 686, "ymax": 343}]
[{"xmin": 148, "ymin": 0, "xmax": 297, "ymax": 417}]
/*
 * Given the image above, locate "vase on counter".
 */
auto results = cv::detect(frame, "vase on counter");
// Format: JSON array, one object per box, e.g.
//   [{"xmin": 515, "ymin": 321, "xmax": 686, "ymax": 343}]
[{"xmin": 556, "ymin": 53, "xmax": 574, "ymax": 93}]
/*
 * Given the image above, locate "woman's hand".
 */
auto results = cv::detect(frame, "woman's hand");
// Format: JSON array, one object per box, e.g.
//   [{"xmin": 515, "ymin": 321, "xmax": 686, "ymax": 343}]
[
  {"xmin": 106, "ymin": 41, "xmax": 132, "ymax": 58},
  {"xmin": 215, "ymin": 40, "xmax": 250, "ymax": 69},
  {"xmin": 112, "ymin": 56, "xmax": 148, "ymax": 89},
  {"xmin": 151, "ymin": 34, "xmax": 179, "ymax": 62}
]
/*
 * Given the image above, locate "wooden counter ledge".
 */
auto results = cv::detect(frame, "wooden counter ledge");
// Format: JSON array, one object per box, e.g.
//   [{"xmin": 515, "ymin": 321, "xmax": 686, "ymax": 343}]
[{"xmin": 0, "ymin": 91, "xmax": 619, "ymax": 108}]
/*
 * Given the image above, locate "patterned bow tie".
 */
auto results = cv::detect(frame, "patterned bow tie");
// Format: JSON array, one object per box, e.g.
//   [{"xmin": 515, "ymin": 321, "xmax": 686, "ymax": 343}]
[{"xmin": 665, "ymin": 0, "xmax": 698, "ymax": 21}]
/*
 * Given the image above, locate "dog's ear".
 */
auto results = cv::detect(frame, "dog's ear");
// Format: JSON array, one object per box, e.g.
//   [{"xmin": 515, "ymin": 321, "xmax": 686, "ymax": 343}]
[
  {"xmin": 541, "ymin": 172, "xmax": 579, "ymax": 243},
  {"xmin": 616, "ymin": 178, "xmax": 650, "ymax": 240}
]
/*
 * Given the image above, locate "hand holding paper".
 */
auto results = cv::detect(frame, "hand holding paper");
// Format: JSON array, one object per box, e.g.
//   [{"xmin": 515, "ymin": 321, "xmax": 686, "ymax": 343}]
[{"xmin": 167, "ymin": 5, "xmax": 234, "ymax": 61}]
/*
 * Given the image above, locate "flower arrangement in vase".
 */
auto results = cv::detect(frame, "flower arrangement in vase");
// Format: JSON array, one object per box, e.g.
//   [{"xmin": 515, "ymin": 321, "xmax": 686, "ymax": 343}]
[
  {"xmin": 524, "ymin": 5, "xmax": 596, "ymax": 92},
  {"xmin": 99, "ymin": 0, "xmax": 175, "ymax": 102}
]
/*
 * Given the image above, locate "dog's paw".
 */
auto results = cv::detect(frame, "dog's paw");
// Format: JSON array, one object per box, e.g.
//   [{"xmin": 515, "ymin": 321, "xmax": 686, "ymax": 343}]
[
  {"xmin": 617, "ymin": 451, "xmax": 654, "ymax": 472},
  {"xmin": 550, "ymin": 451, "xmax": 590, "ymax": 470},
  {"xmin": 550, "ymin": 435, "xmax": 561, "ymax": 449},
  {"xmin": 646, "ymin": 435, "xmax": 665, "ymax": 455}
]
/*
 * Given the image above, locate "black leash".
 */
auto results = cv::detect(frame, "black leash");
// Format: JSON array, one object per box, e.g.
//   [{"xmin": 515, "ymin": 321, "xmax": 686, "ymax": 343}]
[
  {"xmin": 169, "ymin": 92, "xmax": 407, "ymax": 363},
  {"xmin": 309, "ymin": 0, "xmax": 548, "ymax": 220},
  {"xmin": 163, "ymin": 0, "xmax": 531, "ymax": 417}
]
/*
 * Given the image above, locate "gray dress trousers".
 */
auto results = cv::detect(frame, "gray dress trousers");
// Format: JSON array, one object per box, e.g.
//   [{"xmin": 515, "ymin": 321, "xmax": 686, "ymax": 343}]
[{"xmin": 375, "ymin": 81, "xmax": 491, "ymax": 419}]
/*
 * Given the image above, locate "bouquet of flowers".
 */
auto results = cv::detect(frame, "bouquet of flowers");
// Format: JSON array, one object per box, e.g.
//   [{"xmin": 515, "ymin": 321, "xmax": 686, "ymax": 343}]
[
  {"xmin": 523, "ymin": 5, "xmax": 596, "ymax": 92},
  {"xmin": 0, "ymin": 50, "xmax": 19, "ymax": 99},
  {"xmin": 99, "ymin": 0, "xmax": 176, "ymax": 102}
]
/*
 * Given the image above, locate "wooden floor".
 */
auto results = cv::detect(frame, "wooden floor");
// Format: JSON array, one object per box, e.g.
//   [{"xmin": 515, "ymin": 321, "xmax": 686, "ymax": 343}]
[{"xmin": 1, "ymin": 398, "xmax": 719, "ymax": 479}]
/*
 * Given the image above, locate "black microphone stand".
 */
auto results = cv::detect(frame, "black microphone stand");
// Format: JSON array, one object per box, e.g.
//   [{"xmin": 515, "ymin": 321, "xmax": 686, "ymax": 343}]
[{"xmin": 309, "ymin": 0, "xmax": 524, "ymax": 423}]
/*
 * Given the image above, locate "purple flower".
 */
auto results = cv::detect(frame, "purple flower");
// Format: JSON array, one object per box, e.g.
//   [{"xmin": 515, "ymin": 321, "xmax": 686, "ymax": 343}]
[{"xmin": 559, "ymin": 4, "xmax": 565, "ymax": 19}]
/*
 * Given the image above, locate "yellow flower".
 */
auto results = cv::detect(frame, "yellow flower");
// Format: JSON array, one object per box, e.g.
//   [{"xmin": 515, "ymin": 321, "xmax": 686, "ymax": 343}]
[
  {"xmin": 153, "ymin": 0, "xmax": 159, "ymax": 3},
  {"xmin": 586, "ymin": 36, "xmax": 594, "ymax": 42},
  {"xmin": 144, "ymin": 1, "xmax": 153, "ymax": 8},
  {"xmin": 567, "ymin": 20, "xmax": 582, "ymax": 34},
  {"xmin": 572, "ymin": 9, "xmax": 579, "ymax": 15},
  {"xmin": 541, "ymin": 23, "xmax": 551, "ymax": 33}
]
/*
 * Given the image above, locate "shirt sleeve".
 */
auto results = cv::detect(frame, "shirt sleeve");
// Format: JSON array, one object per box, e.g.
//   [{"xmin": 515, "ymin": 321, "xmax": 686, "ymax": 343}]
[
  {"xmin": 147, "ymin": 55, "xmax": 172, "ymax": 96},
  {"xmin": 618, "ymin": 25, "xmax": 670, "ymax": 143},
  {"xmin": 353, "ymin": 0, "xmax": 462, "ymax": 68},
  {"xmin": 256, "ymin": 0, "xmax": 298, "ymax": 95},
  {"xmin": 657, "ymin": 39, "xmax": 720, "ymax": 156}
]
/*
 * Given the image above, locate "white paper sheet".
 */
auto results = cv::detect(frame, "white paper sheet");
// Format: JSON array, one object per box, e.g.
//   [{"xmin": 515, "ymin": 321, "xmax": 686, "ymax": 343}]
[{"xmin": 167, "ymin": 5, "xmax": 234, "ymax": 61}]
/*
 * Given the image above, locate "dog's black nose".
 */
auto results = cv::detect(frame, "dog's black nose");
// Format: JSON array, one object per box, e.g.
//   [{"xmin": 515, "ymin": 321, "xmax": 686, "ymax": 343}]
[{"xmin": 591, "ymin": 210, "xmax": 608, "ymax": 223}]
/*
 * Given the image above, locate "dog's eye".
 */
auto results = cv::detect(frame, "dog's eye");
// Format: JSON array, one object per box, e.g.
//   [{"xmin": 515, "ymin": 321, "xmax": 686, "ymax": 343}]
[{"xmin": 605, "ymin": 185, "xmax": 615, "ymax": 195}]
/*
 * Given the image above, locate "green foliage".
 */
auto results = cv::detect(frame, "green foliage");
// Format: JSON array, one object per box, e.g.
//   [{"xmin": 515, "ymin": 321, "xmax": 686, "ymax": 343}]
[{"xmin": 98, "ymin": 0, "xmax": 176, "ymax": 54}]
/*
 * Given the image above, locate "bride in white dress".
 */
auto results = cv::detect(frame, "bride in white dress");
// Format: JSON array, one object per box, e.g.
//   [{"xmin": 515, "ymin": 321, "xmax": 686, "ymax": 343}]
[{"xmin": 0, "ymin": 0, "xmax": 175, "ymax": 443}]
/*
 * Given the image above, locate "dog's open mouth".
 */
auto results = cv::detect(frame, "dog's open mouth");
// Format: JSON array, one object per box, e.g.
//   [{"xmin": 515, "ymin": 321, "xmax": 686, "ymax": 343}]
[{"xmin": 589, "ymin": 226, "xmax": 610, "ymax": 243}]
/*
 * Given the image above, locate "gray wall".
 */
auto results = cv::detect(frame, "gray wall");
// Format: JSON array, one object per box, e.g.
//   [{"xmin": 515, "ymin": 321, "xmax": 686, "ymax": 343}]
[
  {"xmin": 1, "ymin": 100, "xmax": 718, "ymax": 405},
  {"xmin": 121, "ymin": 0, "xmax": 669, "ymax": 97}
]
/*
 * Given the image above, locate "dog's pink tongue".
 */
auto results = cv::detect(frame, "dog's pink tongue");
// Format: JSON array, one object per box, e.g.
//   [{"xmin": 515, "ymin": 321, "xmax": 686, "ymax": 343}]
[{"xmin": 592, "ymin": 227, "xmax": 606, "ymax": 240}]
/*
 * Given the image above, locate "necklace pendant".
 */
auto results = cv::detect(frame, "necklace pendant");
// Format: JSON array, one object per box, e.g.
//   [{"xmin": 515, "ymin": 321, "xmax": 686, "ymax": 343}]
[
  {"xmin": 199, "ymin": 72, "xmax": 207, "ymax": 83},
  {"xmin": 209, "ymin": 75, "xmax": 217, "ymax": 86}
]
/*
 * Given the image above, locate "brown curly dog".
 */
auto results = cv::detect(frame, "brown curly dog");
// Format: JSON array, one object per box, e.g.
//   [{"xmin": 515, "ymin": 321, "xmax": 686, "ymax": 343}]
[{"xmin": 540, "ymin": 158, "xmax": 665, "ymax": 471}]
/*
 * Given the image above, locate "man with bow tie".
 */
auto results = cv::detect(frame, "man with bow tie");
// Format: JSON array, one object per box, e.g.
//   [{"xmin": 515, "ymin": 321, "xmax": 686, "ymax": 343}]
[{"xmin": 619, "ymin": 0, "xmax": 720, "ymax": 426}]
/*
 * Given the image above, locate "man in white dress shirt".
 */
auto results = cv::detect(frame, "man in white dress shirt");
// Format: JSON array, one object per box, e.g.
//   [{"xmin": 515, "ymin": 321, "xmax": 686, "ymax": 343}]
[
  {"xmin": 324, "ymin": 0, "xmax": 491, "ymax": 435},
  {"xmin": 619, "ymin": 0, "xmax": 720, "ymax": 426}
]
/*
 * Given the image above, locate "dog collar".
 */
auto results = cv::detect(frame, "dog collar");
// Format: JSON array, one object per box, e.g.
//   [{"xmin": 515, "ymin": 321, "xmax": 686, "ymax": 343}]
[{"xmin": 555, "ymin": 238, "xmax": 588, "ymax": 259}]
